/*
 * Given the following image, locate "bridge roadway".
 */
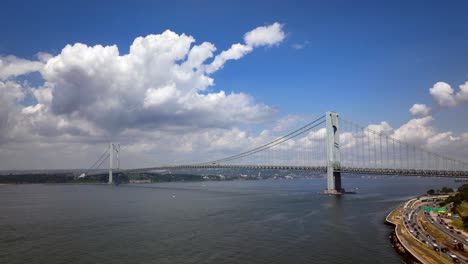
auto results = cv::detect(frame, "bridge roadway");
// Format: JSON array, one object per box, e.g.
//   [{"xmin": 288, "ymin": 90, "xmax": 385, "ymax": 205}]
[{"xmin": 118, "ymin": 164, "xmax": 468, "ymax": 177}]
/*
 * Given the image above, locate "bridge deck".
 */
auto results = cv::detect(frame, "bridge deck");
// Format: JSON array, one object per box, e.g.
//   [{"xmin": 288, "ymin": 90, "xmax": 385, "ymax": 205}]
[{"xmin": 118, "ymin": 164, "xmax": 468, "ymax": 177}]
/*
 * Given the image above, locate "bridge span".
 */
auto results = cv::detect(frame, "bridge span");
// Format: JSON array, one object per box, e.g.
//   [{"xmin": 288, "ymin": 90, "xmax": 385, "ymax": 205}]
[
  {"xmin": 83, "ymin": 112, "xmax": 468, "ymax": 194},
  {"xmin": 120, "ymin": 165, "xmax": 468, "ymax": 178}
]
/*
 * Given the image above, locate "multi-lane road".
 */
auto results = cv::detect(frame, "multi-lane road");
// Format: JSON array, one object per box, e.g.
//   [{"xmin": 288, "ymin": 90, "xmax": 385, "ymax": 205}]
[{"xmin": 402, "ymin": 196, "xmax": 467, "ymax": 263}]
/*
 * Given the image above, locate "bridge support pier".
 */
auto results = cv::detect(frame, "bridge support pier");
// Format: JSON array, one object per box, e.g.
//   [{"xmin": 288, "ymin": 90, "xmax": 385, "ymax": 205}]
[{"xmin": 324, "ymin": 112, "xmax": 344, "ymax": 195}]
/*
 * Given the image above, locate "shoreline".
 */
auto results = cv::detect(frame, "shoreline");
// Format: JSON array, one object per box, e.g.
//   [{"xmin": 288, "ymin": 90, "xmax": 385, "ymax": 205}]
[{"xmin": 385, "ymin": 207, "xmax": 422, "ymax": 264}]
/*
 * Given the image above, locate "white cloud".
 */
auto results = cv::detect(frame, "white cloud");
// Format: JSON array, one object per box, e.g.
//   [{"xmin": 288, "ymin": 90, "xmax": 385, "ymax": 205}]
[
  {"xmin": 0, "ymin": 55, "xmax": 44, "ymax": 80},
  {"xmin": 427, "ymin": 131, "xmax": 457, "ymax": 146},
  {"xmin": 0, "ymin": 81, "xmax": 25, "ymax": 141},
  {"xmin": 430, "ymin": 82, "xmax": 456, "ymax": 107},
  {"xmin": 429, "ymin": 81, "xmax": 468, "ymax": 107},
  {"xmin": 392, "ymin": 116, "xmax": 434, "ymax": 145},
  {"xmin": 456, "ymin": 81, "xmax": 468, "ymax": 102},
  {"xmin": 297, "ymin": 128, "xmax": 326, "ymax": 148},
  {"xmin": 183, "ymin": 42, "xmax": 216, "ymax": 69},
  {"xmin": 206, "ymin": 44, "xmax": 252, "ymax": 73},
  {"xmin": 1, "ymin": 23, "xmax": 467, "ymax": 170},
  {"xmin": 409, "ymin": 103, "xmax": 431, "ymax": 116},
  {"xmin": 37, "ymin": 29, "xmax": 276, "ymax": 133},
  {"xmin": 143, "ymin": 83, "xmax": 180, "ymax": 107},
  {"xmin": 291, "ymin": 44, "xmax": 305, "ymax": 50},
  {"xmin": 367, "ymin": 121, "xmax": 393, "ymax": 134},
  {"xmin": 244, "ymin": 22, "xmax": 285, "ymax": 47},
  {"xmin": 273, "ymin": 115, "xmax": 302, "ymax": 132},
  {"xmin": 36, "ymin": 52, "xmax": 53, "ymax": 63},
  {"xmin": 382, "ymin": 116, "xmax": 468, "ymax": 160},
  {"xmin": 340, "ymin": 132, "xmax": 357, "ymax": 149},
  {"xmin": 291, "ymin": 41, "xmax": 309, "ymax": 50},
  {"xmin": 336, "ymin": 117, "xmax": 468, "ymax": 166},
  {"xmin": 0, "ymin": 24, "xmax": 288, "ymax": 169},
  {"xmin": 21, "ymin": 104, "xmax": 44, "ymax": 114},
  {"xmin": 31, "ymin": 85, "xmax": 53, "ymax": 104},
  {"xmin": 0, "ymin": 80, "xmax": 24, "ymax": 101},
  {"xmin": 206, "ymin": 23, "xmax": 285, "ymax": 73}
]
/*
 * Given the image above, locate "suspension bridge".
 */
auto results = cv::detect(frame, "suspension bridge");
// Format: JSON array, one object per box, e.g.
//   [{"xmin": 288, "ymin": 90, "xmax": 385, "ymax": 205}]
[{"xmin": 82, "ymin": 112, "xmax": 468, "ymax": 194}]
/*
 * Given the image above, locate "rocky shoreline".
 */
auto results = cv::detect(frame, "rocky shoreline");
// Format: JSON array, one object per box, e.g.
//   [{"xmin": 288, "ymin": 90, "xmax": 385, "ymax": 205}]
[{"xmin": 387, "ymin": 228, "xmax": 422, "ymax": 264}]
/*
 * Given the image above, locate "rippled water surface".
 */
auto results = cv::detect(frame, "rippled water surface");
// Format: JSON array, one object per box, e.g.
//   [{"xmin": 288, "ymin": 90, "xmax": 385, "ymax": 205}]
[{"xmin": 0, "ymin": 177, "xmax": 458, "ymax": 264}]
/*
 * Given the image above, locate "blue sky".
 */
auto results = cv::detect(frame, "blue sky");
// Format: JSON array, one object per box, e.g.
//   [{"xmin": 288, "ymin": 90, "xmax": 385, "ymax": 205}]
[
  {"xmin": 1, "ymin": 0, "xmax": 468, "ymax": 169},
  {"xmin": 3, "ymin": 0, "xmax": 468, "ymax": 128}
]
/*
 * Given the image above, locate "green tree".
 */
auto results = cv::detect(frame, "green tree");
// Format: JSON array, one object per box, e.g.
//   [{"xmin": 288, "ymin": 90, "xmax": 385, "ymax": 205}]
[
  {"xmin": 441, "ymin": 187, "xmax": 454, "ymax": 193},
  {"xmin": 458, "ymin": 184, "xmax": 468, "ymax": 194}
]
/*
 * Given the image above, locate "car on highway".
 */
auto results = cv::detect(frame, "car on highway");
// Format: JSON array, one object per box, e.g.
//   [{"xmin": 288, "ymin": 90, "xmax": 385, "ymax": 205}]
[{"xmin": 449, "ymin": 254, "xmax": 460, "ymax": 263}]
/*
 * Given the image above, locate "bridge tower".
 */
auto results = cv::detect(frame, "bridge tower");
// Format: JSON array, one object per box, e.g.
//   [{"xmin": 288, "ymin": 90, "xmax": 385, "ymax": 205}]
[
  {"xmin": 109, "ymin": 143, "xmax": 113, "ymax": 184},
  {"xmin": 324, "ymin": 112, "xmax": 343, "ymax": 194},
  {"xmin": 108, "ymin": 143, "xmax": 120, "ymax": 184}
]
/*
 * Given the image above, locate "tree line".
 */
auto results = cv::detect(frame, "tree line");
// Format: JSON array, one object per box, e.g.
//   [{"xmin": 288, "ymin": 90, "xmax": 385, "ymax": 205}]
[{"xmin": 432, "ymin": 184, "xmax": 468, "ymax": 230}]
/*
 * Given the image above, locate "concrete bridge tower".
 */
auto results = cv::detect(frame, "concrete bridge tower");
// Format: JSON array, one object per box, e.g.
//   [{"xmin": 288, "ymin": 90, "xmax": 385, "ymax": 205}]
[
  {"xmin": 324, "ymin": 112, "xmax": 343, "ymax": 194},
  {"xmin": 108, "ymin": 143, "xmax": 120, "ymax": 184},
  {"xmin": 109, "ymin": 143, "xmax": 113, "ymax": 184}
]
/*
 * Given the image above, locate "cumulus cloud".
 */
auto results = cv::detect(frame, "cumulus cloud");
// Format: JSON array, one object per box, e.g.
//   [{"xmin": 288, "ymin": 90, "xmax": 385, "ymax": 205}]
[
  {"xmin": 378, "ymin": 115, "xmax": 468, "ymax": 160},
  {"xmin": 206, "ymin": 23, "xmax": 285, "ymax": 73},
  {"xmin": 206, "ymin": 44, "xmax": 253, "ymax": 73},
  {"xmin": 427, "ymin": 131, "xmax": 459, "ymax": 146},
  {"xmin": 273, "ymin": 115, "xmax": 302, "ymax": 132},
  {"xmin": 36, "ymin": 52, "xmax": 53, "ymax": 63},
  {"xmin": 456, "ymin": 81, "xmax": 468, "ymax": 102},
  {"xmin": 409, "ymin": 103, "xmax": 431, "ymax": 116},
  {"xmin": 367, "ymin": 121, "xmax": 393, "ymax": 134},
  {"xmin": 392, "ymin": 116, "xmax": 434, "ymax": 145},
  {"xmin": 0, "ymin": 23, "xmax": 288, "ymax": 169},
  {"xmin": 0, "ymin": 81, "xmax": 25, "ymax": 141},
  {"xmin": 429, "ymin": 81, "xmax": 468, "ymax": 107},
  {"xmin": 296, "ymin": 128, "xmax": 326, "ymax": 150},
  {"xmin": 430, "ymin": 82, "xmax": 456, "ymax": 107},
  {"xmin": 37, "ymin": 26, "xmax": 283, "ymax": 133},
  {"xmin": 342, "ymin": 116, "xmax": 468, "ymax": 165},
  {"xmin": 0, "ymin": 55, "xmax": 44, "ymax": 80},
  {"xmin": 244, "ymin": 22, "xmax": 285, "ymax": 47}
]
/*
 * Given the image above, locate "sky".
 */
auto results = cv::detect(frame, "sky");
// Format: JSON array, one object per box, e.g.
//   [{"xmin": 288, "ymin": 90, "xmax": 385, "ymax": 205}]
[{"xmin": 1, "ymin": 0, "xmax": 468, "ymax": 170}]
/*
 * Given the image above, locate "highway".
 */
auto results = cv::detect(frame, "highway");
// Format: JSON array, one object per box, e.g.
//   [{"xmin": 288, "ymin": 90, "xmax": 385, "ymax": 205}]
[
  {"xmin": 426, "ymin": 210, "xmax": 467, "ymax": 246},
  {"xmin": 402, "ymin": 196, "xmax": 467, "ymax": 263}
]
